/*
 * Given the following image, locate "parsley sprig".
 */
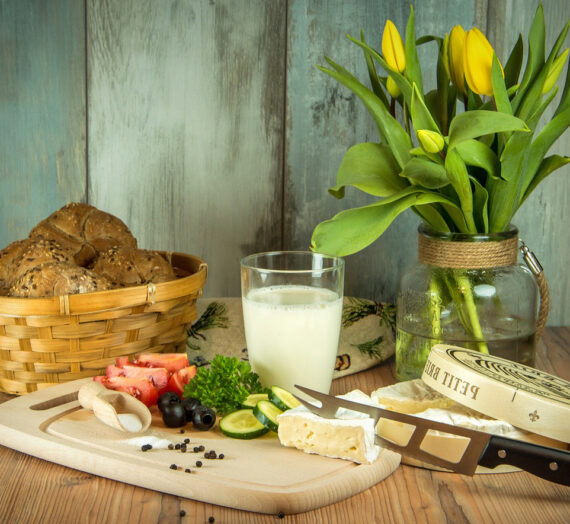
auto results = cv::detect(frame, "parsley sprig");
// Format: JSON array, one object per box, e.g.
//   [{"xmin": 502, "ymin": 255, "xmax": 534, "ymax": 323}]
[{"xmin": 183, "ymin": 354, "xmax": 268, "ymax": 416}]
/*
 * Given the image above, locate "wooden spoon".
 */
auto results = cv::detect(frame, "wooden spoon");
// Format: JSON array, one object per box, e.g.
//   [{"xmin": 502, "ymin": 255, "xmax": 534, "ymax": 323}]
[{"xmin": 78, "ymin": 381, "xmax": 151, "ymax": 433}]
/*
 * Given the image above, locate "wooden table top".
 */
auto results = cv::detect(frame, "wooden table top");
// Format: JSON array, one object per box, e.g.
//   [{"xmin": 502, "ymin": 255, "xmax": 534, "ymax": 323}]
[{"xmin": 1, "ymin": 327, "xmax": 569, "ymax": 524}]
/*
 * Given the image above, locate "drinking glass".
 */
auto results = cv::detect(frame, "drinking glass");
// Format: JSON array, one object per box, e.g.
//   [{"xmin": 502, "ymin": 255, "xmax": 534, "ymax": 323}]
[{"xmin": 241, "ymin": 251, "xmax": 344, "ymax": 397}]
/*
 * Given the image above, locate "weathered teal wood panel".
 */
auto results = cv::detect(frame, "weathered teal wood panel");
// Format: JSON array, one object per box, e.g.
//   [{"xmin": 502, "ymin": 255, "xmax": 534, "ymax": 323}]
[
  {"xmin": 87, "ymin": 0, "xmax": 286, "ymax": 296},
  {"xmin": 285, "ymin": 0, "xmax": 488, "ymax": 302},
  {"xmin": 0, "ymin": 0, "xmax": 86, "ymax": 247}
]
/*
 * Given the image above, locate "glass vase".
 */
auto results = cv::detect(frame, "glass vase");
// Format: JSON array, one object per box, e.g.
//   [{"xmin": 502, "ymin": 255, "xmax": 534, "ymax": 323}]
[{"xmin": 395, "ymin": 225, "xmax": 540, "ymax": 382}]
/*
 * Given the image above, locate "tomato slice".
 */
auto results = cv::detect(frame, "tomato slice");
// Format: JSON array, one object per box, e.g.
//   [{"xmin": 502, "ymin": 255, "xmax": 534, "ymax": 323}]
[
  {"xmin": 106, "ymin": 364, "xmax": 125, "ymax": 378},
  {"xmin": 134, "ymin": 353, "xmax": 189, "ymax": 374},
  {"xmin": 115, "ymin": 356, "xmax": 131, "ymax": 368},
  {"xmin": 164, "ymin": 365, "xmax": 197, "ymax": 396},
  {"xmin": 93, "ymin": 376, "xmax": 159, "ymax": 407},
  {"xmin": 121, "ymin": 364, "xmax": 169, "ymax": 394}
]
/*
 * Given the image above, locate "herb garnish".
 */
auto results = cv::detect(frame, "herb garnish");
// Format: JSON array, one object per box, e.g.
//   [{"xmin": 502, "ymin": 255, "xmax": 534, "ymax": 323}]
[{"xmin": 183, "ymin": 355, "xmax": 268, "ymax": 416}]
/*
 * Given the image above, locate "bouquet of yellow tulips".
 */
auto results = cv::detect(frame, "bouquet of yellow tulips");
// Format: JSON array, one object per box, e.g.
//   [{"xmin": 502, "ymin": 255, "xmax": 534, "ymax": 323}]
[
  {"xmin": 311, "ymin": 4, "xmax": 570, "ymax": 254},
  {"xmin": 310, "ymin": 4, "xmax": 569, "ymax": 379}
]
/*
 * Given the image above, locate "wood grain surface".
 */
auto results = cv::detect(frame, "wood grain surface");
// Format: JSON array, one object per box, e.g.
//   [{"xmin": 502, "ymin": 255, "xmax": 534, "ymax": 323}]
[
  {"xmin": 0, "ymin": 0, "xmax": 569, "ymax": 323},
  {"xmin": 0, "ymin": 327, "xmax": 569, "ymax": 524}
]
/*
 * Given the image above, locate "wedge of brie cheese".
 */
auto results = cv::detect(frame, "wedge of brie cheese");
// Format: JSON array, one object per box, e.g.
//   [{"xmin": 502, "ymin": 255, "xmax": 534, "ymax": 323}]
[{"xmin": 277, "ymin": 390, "xmax": 381, "ymax": 464}]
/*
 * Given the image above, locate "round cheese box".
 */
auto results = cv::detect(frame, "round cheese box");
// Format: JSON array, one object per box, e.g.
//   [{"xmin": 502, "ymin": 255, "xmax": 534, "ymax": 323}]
[{"xmin": 421, "ymin": 344, "xmax": 570, "ymax": 443}]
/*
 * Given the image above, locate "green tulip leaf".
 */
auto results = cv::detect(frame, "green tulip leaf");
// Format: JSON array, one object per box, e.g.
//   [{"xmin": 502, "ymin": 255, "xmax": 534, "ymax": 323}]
[
  {"xmin": 318, "ymin": 59, "xmax": 412, "ymax": 168},
  {"xmin": 448, "ymin": 110, "xmax": 528, "ymax": 148},
  {"xmin": 401, "ymin": 157, "xmax": 449, "ymax": 189},
  {"xmin": 512, "ymin": 4, "xmax": 545, "ymax": 114},
  {"xmin": 470, "ymin": 176, "xmax": 489, "ymax": 233},
  {"xmin": 329, "ymin": 143, "xmax": 407, "ymax": 199},
  {"xmin": 413, "ymin": 204, "xmax": 451, "ymax": 232},
  {"xmin": 467, "ymin": 90, "xmax": 484, "ymax": 110},
  {"xmin": 360, "ymin": 30, "xmax": 390, "ymax": 109},
  {"xmin": 499, "ymin": 130, "xmax": 533, "ymax": 181},
  {"xmin": 487, "ymin": 173, "xmax": 526, "ymax": 232},
  {"xmin": 515, "ymin": 19, "xmax": 568, "ymax": 121},
  {"xmin": 492, "ymin": 54, "xmax": 512, "ymax": 116},
  {"xmin": 522, "ymin": 106, "xmax": 570, "ymax": 195},
  {"xmin": 445, "ymin": 149, "xmax": 476, "ymax": 232},
  {"xmin": 416, "ymin": 35, "xmax": 443, "ymax": 46},
  {"xmin": 555, "ymin": 48, "xmax": 570, "ymax": 116},
  {"xmin": 528, "ymin": 86, "xmax": 559, "ymax": 131},
  {"xmin": 521, "ymin": 154, "xmax": 570, "ymax": 205},
  {"xmin": 410, "ymin": 84, "xmax": 441, "ymax": 134},
  {"xmin": 310, "ymin": 189, "xmax": 460, "ymax": 256},
  {"xmin": 504, "ymin": 34, "xmax": 524, "ymax": 89},
  {"xmin": 454, "ymin": 139, "xmax": 501, "ymax": 180},
  {"xmin": 405, "ymin": 6, "xmax": 423, "ymax": 96}
]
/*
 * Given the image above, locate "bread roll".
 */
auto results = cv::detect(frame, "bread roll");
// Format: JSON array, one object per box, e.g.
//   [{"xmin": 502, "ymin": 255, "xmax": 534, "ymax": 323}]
[
  {"xmin": 11, "ymin": 238, "xmax": 76, "ymax": 283},
  {"xmin": 29, "ymin": 202, "xmax": 137, "ymax": 267},
  {"xmin": 0, "ymin": 239, "xmax": 30, "ymax": 288},
  {"xmin": 10, "ymin": 262, "xmax": 113, "ymax": 298},
  {"xmin": 92, "ymin": 246, "xmax": 176, "ymax": 288}
]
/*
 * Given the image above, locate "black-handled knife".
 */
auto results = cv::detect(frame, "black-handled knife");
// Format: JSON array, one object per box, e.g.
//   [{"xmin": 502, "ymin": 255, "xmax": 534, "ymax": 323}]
[{"xmin": 294, "ymin": 385, "xmax": 570, "ymax": 486}]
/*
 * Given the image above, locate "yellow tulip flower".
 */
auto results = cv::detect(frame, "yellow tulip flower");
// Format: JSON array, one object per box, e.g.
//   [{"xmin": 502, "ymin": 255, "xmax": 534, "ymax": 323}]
[
  {"xmin": 542, "ymin": 48, "xmax": 569, "ymax": 94},
  {"xmin": 448, "ymin": 25, "xmax": 467, "ymax": 93},
  {"xmin": 382, "ymin": 20, "xmax": 406, "ymax": 73},
  {"xmin": 386, "ymin": 76, "xmax": 401, "ymax": 98},
  {"xmin": 464, "ymin": 28, "xmax": 502, "ymax": 96},
  {"xmin": 417, "ymin": 129, "xmax": 445, "ymax": 154}
]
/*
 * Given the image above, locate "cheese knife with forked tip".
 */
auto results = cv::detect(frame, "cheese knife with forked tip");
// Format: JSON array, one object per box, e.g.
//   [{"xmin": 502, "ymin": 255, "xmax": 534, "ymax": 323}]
[{"xmin": 293, "ymin": 384, "xmax": 570, "ymax": 486}]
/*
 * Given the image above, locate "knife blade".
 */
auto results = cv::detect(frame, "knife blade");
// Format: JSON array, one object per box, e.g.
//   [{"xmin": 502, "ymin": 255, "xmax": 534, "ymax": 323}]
[{"xmin": 294, "ymin": 384, "xmax": 570, "ymax": 486}]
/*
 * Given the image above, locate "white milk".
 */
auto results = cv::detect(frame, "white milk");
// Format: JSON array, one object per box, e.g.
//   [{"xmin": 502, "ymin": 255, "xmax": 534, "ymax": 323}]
[{"xmin": 242, "ymin": 285, "xmax": 343, "ymax": 395}]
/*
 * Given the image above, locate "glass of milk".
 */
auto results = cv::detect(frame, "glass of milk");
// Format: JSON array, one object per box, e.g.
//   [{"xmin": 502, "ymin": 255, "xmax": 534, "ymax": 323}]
[{"xmin": 241, "ymin": 251, "xmax": 344, "ymax": 398}]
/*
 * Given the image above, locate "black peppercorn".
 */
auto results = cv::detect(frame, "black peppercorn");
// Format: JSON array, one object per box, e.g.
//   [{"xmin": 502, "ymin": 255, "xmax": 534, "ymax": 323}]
[
  {"xmin": 196, "ymin": 461, "xmax": 202, "ymax": 468},
  {"xmin": 170, "ymin": 464, "xmax": 178, "ymax": 470}
]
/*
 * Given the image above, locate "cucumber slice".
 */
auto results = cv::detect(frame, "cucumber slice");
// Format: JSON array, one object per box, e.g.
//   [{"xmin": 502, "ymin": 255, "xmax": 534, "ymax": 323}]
[
  {"xmin": 253, "ymin": 400, "xmax": 283, "ymax": 432},
  {"xmin": 241, "ymin": 393, "xmax": 269, "ymax": 409},
  {"xmin": 219, "ymin": 409, "xmax": 269, "ymax": 439},
  {"xmin": 268, "ymin": 386, "xmax": 301, "ymax": 411}
]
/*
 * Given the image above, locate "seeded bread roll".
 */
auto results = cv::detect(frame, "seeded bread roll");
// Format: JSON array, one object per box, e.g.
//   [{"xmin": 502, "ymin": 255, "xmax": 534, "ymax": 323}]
[
  {"xmin": 0, "ymin": 239, "xmax": 30, "ymax": 289},
  {"xmin": 92, "ymin": 246, "xmax": 176, "ymax": 288},
  {"xmin": 11, "ymin": 238, "xmax": 76, "ymax": 283},
  {"xmin": 10, "ymin": 262, "xmax": 113, "ymax": 298},
  {"xmin": 29, "ymin": 202, "xmax": 137, "ymax": 267}
]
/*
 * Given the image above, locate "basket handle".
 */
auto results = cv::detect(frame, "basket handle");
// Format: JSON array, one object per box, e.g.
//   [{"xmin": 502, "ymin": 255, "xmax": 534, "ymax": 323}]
[{"xmin": 520, "ymin": 242, "xmax": 550, "ymax": 340}]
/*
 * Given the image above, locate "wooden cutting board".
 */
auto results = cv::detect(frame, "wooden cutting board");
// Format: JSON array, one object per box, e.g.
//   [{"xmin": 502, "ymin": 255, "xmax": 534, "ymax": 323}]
[{"xmin": 0, "ymin": 378, "xmax": 400, "ymax": 515}]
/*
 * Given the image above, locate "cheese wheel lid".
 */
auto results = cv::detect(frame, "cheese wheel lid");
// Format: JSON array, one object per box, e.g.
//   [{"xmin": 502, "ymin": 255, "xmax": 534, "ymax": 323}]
[{"xmin": 421, "ymin": 344, "xmax": 570, "ymax": 443}]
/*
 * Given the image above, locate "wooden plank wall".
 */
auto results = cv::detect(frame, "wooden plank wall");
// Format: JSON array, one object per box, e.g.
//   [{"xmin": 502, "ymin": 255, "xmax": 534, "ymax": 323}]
[{"xmin": 0, "ymin": 0, "xmax": 569, "ymax": 326}]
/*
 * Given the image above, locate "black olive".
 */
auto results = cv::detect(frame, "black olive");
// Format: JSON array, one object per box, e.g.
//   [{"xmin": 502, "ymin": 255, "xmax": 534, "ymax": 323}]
[
  {"xmin": 181, "ymin": 397, "xmax": 201, "ymax": 422},
  {"xmin": 162, "ymin": 403, "xmax": 186, "ymax": 428},
  {"xmin": 158, "ymin": 392, "xmax": 181, "ymax": 413},
  {"xmin": 192, "ymin": 405, "xmax": 216, "ymax": 431}
]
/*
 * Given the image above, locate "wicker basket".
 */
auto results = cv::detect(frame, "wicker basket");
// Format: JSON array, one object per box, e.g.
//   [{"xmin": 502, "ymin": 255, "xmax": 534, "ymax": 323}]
[{"xmin": 0, "ymin": 252, "xmax": 207, "ymax": 395}]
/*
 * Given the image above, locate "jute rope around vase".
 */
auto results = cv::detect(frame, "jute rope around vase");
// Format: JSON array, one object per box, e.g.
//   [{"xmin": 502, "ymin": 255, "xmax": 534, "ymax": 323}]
[{"xmin": 418, "ymin": 232, "xmax": 550, "ymax": 340}]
